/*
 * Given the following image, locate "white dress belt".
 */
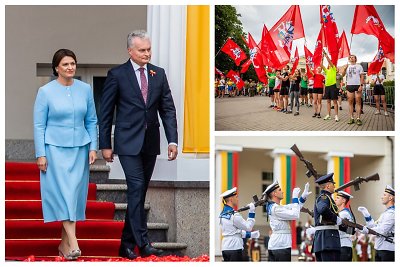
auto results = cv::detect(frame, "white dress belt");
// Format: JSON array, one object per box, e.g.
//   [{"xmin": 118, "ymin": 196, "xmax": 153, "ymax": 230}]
[
  {"xmin": 315, "ymin": 225, "xmax": 339, "ymax": 231},
  {"xmin": 273, "ymin": 229, "xmax": 292, "ymax": 234}
]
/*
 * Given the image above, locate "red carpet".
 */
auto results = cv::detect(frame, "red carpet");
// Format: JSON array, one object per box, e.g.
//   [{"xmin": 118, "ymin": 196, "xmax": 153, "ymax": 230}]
[
  {"xmin": 9, "ymin": 255, "xmax": 210, "ymax": 262},
  {"xmin": 5, "ymin": 162, "xmax": 40, "ymax": 181},
  {"xmin": 5, "ymin": 162, "xmax": 119, "ymax": 259}
]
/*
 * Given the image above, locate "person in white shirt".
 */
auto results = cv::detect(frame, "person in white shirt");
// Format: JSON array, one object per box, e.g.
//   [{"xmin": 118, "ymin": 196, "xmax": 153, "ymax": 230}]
[
  {"xmin": 264, "ymin": 181, "xmax": 312, "ymax": 261},
  {"xmin": 371, "ymin": 71, "xmax": 389, "ymax": 116},
  {"xmin": 342, "ymin": 55, "xmax": 364, "ymax": 126},
  {"xmin": 334, "ymin": 191, "xmax": 356, "ymax": 261},
  {"xmin": 358, "ymin": 185, "xmax": 395, "ymax": 261},
  {"xmin": 219, "ymin": 187, "xmax": 259, "ymax": 261}
]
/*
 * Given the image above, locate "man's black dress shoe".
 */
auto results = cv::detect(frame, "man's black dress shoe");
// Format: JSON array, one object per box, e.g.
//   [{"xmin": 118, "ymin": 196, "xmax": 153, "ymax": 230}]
[
  {"xmin": 139, "ymin": 244, "xmax": 164, "ymax": 257},
  {"xmin": 119, "ymin": 246, "xmax": 138, "ymax": 260}
]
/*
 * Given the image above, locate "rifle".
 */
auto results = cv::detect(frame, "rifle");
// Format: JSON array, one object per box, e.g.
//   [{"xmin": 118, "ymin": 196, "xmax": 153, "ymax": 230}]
[
  {"xmin": 334, "ymin": 173, "xmax": 380, "ymax": 192},
  {"xmin": 300, "ymin": 208, "xmax": 394, "ymax": 244},
  {"xmin": 342, "ymin": 219, "xmax": 394, "ymax": 244},
  {"xmin": 220, "ymin": 194, "xmax": 268, "ymax": 216},
  {"xmin": 290, "ymin": 144, "xmax": 319, "ymax": 180}
]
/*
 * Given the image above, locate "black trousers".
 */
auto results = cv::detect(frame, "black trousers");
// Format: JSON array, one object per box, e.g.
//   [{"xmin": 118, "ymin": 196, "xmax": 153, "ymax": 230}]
[
  {"xmin": 119, "ymin": 153, "xmax": 157, "ymax": 249},
  {"xmin": 268, "ymin": 248, "xmax": 291, "ymax": 261},
  {"xmin": 222, "ymin": 249, "xmax": 245, "ymax": 261},
  {"xmin": 375, "ymin": 250, "xmax": 395, "ymax": 261},
  {"xmin": 315, "ymin": 250, "xmax": 340, "ymax": 261},
  {"xmin": 340, "ymin": 246, "xmax": 353, "ymax": 261}
]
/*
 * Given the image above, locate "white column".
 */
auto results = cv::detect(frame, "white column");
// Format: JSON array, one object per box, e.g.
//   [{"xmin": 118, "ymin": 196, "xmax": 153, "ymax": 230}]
[
  {"xmin": 270, "ymin": 148, "xmax": 295, "ymax": 185},
  {"xmin": 147, "ymin": 6, "xmax": 186, "ymax": 161},
  {"xmin": 324, "ymin": 151, "xmax": 354, "ymax": 174},
  {"xmin": 214, "ymin": 145, "xmax": 243, "ymax": 256}
]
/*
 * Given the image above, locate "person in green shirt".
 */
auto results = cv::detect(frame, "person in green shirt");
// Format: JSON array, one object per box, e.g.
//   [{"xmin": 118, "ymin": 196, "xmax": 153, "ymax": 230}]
[
  {"xmin": 268, "ymin": 69, "xmax": 277, "ymax": 108},
  {"xmin": 322, "ymin": 50, "xmax": 340, "ymax": 122},
  {"xmin": 300, "ymin": 69, "xmax": 308, "ymax": 106}
]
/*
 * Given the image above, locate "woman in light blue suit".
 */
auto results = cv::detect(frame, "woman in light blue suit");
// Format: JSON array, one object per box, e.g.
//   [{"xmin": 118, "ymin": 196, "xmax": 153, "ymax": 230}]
[{"xmin": 33, "ymin": 49, "xmax": 97, "ymax": 260}]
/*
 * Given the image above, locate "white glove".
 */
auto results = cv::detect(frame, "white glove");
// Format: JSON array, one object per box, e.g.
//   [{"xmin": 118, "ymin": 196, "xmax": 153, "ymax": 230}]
[
  {"xmin": 251, "ymin": 230, "xmax": 260, "ymax": 239},
  {"xmin": 241, "ymin": 230, "xmax": 247, "ymax": 238},
  {"xmin": 301, "ymin": 182, "xmax": 312, "ymax": 201},
  {"xmin": 360, "ymin": 226, "xmax": 369, "ymax": 234},
  {"xmin": 358, "ymin": 206, "xmax": 371, "ymax": 218},
  {"xmin": 292, "ymin": 187, "xmax": 301, "ymax": 199},
  {"xmin": 336, "ymin": 216, "xmax": 342, "ymax": 225},
  {"xmin": 306, "ymin": 227, "xmax": 316, "ymax": 236},
  {"xmin": 247, "ymin": 202, "xmax": 256, "ymax": 213}
]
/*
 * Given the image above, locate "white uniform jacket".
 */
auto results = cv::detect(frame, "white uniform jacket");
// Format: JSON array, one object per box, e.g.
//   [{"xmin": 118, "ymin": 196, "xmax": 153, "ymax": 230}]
[
  {"xmin": 338, "ymin": 208, "xmax": 354, "ymax": 247},
  {"xmin": 366, "ymin": 206, "xmax": 395, "ymax": 251},
  {"xmin": 219, "ymin": 205, "xmax": 255, "ymax": 251},
  {"xmin": 267, "ymin": 199, "xmax": 302, "ymax": 250}
]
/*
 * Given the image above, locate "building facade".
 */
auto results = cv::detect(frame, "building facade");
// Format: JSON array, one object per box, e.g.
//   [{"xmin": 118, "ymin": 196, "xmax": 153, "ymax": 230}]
[{"xmin": 215, "ymin": 136, "xmax": 394, "ymax": 255}]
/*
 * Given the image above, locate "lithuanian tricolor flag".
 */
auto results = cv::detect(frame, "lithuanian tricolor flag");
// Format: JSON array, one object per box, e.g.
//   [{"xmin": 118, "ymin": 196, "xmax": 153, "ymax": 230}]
[
  {"xmin": 276, "ymin": 155, "xmax": 297, "ymax": 205},
  {"xmin": 219, "ymin": 151, "xmax": 239, "ymax": 209},
  {"xmin": 332, "ymin": 156, "xmax": 351, "ymax": 193}
]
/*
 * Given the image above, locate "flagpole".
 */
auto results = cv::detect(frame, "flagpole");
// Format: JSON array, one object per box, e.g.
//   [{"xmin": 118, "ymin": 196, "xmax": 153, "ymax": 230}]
[
  {"xmin": 349, "ymin": 34, "xmax": 353, "ymax": 52},
  {"xmin": 215, "ymin": 38, "xmax": 230, "ymax": 58}
]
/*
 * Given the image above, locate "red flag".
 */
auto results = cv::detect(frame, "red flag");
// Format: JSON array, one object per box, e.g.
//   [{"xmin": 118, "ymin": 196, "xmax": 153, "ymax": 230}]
[
  {"xmin": 260, "ymin": 25, "xmax": 289, "ymax": 69},
  {"xmin": 338, "ymin": 30, "xmax": 350, "ymax": 59},
  {"xmin": 290, "ymin": 47, "xmax": 299, "ymax": 75},
  {"xmin": 320, "ymin": 5, "xmax": 339, "ymax": 66},
  {"xmin": 379, "ymin": 30, "xmax": 395, "ymax": 63},
  {"xmin": 270, "ymin": 5, "xmax": 305, "ymax": 57},
  {"xmin": 368, "ymin": 45, "xmax": 385, "ymax": 75},
  {"xmin": 313, "ymin": 26, "xmax": 324, "ymax": 68},
  {"xmin": 247, "ymin": 32, "xmax": 267, "ymax": 84},
  {"xmin": 220, "ymin": 38, "xmax": 247, "ymax": 66},
  {"xmin": 226, "ymin": 70, "xmax": 245, "ymax": 90},
  {"xmin": 351, "ymin": 5, "xmax": 387, "ymax": 38},
  {"xmin": 215, "ymin": 67, "xmax": 223, "ymax": 77},
  {"xmin": 240, "ymin": 59, "xmax": 251, "ymax": 73},
  {"xmin": 351, "ymin": 5, "xmax": 395, "ymax": 63},
  {"xmin": 304, "ymin": 45, "xmax": 314, "ymax": 79}
]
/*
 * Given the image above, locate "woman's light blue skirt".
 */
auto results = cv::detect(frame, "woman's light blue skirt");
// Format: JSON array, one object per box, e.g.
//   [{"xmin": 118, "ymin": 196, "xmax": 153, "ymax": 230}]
[{"xmin": 40, "ymin": 144, "xmax": 89, "ymax": 223}]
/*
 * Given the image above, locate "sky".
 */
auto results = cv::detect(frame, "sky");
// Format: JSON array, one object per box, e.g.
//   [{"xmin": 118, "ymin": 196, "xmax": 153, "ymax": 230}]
[{"xmin": 234, "ymin": 5, "xmax": 394, "ymax": 64}]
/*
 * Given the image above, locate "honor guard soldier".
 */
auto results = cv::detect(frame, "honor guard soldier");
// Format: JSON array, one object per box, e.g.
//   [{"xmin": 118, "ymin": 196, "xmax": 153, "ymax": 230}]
[
  {"xmin": 219, "ymin": 187, "xmax": 258, "ymax": 261},
  {"xmin": 335, "ymin": 191, "xmax": 356, "ymax": 261},
  {"xmin": 313, "ymin": 173, "xmax": 343, "ymax": 261},
  {"xmin": 358, "ymin": 185, "xmax": 395, "ymax": 261},
  {"xmin": 264, "ymin": 181, "xmax": 312, "ymax": 261}
]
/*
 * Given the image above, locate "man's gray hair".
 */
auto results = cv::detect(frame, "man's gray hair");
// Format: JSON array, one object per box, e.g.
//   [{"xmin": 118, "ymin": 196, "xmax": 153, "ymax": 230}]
[{"xmin": 127, "ymin": 30, "xmax": 150, "ymax": 48}]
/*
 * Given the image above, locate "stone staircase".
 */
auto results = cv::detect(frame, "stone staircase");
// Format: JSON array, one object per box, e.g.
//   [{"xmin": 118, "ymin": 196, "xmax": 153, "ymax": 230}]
[{"xmin": 89, "ymin": 161, "xmax": 188, "ymax": 255}]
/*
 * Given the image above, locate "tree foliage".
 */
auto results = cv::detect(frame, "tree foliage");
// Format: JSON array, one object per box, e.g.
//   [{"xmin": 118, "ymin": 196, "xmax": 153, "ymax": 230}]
[{"xmin": 215, "ymin": 5, "xmax": 257, "ymax": 81}]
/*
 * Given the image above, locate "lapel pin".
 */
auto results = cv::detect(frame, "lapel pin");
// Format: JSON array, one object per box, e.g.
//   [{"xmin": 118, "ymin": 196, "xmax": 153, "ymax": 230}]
[{"xmin": 150, "ymin": 70, "xmax": 156, "ymax": 77}]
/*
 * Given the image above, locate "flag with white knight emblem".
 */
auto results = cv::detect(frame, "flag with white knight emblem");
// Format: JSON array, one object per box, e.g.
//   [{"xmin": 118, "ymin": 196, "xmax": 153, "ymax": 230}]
[
  {"xmin": 226, "ymin": 70, "xmax": 244, "ymax": 90},
  {"xmin": 221, "ymin": 38, "xmax": 247, "ymax": 66}
]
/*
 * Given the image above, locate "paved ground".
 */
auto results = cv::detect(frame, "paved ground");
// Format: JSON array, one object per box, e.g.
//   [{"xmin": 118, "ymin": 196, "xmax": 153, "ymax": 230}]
[{"xmin": 215, "ymin": 95, "xmax": 395, "ymax": 131}]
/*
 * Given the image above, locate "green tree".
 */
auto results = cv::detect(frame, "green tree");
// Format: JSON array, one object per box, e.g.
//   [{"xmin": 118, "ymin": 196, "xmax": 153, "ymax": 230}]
[{"xmin": 215, "ymin": 5, "xmax": 257, "ymax": 81}]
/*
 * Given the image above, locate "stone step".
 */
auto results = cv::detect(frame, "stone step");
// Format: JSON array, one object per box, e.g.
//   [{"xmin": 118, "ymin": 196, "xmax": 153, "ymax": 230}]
[
  {"xmin": 89, "ymin": 163, "xmax": 111, "ymax": 184},
  {"xmin": 114, "ymin": 203, "xmax": 150, "ymax": 221},
  {"xmin": 147, "ymin": 222, "xmax": 169, "ymax": 242},
  {"xmin": 96, "ymin": 184, "xmax": 128, "ymax": 203},
  {"xmin": 152, "ymin": 242, "xmax": 187, "ymax": 256}
]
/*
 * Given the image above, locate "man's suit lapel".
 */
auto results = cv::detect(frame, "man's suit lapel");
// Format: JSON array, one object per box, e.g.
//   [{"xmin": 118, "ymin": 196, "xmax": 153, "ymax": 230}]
[
  {"xmin": 146, "ymin": 63, "xmax": 156, "ymax": 106},
  {"xmin": 124, "ymin": 60, "xmax": 146, "ymax": 106}
]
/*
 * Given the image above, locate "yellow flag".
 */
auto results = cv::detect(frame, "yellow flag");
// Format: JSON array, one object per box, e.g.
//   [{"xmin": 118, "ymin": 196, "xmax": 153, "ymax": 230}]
[{"xmin": 183, "ymin": 5, "xmax": 210, "ymax": 153}]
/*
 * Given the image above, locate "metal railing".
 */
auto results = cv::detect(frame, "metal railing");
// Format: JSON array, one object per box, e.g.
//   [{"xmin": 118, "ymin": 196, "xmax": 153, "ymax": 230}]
[{"xmin": 364, "ymin": 86, "xmax": 395, "ymax": 111}]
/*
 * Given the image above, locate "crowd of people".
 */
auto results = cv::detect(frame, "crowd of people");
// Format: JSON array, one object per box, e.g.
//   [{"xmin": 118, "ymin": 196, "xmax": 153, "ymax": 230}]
[{"xmin": 216, "ymin": 53, "xmax": 390, "ymax": 125}]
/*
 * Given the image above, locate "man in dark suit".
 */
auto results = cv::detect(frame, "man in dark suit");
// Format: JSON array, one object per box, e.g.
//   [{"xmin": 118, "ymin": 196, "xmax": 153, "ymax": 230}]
[
  {"xmin": 99, "ymin": 30, "xmax": 178, "ymax": 259},
  {"xmin": 312, "ymin": 173, "xmax": 343, "ymax": 261}
]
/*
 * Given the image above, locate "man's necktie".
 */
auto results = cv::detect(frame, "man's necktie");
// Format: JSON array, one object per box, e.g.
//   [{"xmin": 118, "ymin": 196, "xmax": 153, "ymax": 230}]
[{"xmin": 138, "ymin": 67, "xmax": 148, "ymax": 104}]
